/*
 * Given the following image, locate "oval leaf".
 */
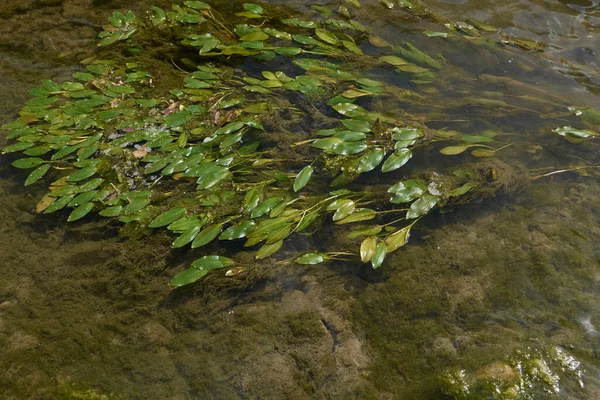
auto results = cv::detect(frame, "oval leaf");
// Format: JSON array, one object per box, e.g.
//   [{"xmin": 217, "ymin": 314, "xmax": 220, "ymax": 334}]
[
  {"xmin": 191, "ymin": 223, "xmax": 223, "ymax": 248},
  {"xmin": 371, "ymin": 242, "xmax": 387, "ymax": 269},
  {"xmin": 149, "ymin": 208, "xmax": 187, "ymax": 228},
  {"xmin": 293, "ymin": 165, "xmax": 313, "ymax": 192},
  {"xmin": 360, "ymin": 236, "xmax": 377, "ymax": 263},
  {"xmin": 406, "ymin": 194, "xmax": 439, "ymax": 219}
]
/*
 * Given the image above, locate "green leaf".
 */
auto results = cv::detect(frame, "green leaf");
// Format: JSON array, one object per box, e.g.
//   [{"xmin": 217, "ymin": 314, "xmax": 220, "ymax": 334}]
[
  {"xmin": 406, "ymin": 194, "xmax": 439, "ymax": 219},
  {"xmin": 388, "ymin": 180, "xmax": 426, "ymax": 204},
  {"xmin": 24, "ymin": 164, "xmax": 50, "ymax": 186},
  {"xmin": 295, "ymin": 252, "xmax": 328, "ymax": 265},
  {"xmin": 3, "ymin": 141, "xmax": 34, "ymax": 153},
  {"xmin": 471, "ymin": 149, "xmax": 496, "ymax": 157},
  {"xmin": 66, "ymin": 166, "xmax": 97, "ymax": 182},
  {"xmin": 385, "ymin": 226, "xmax": 411, "ymax": 252},
  {"xmin": 347, "ymin": 225, "xmax": 383, "ymax": 239},
  {"xmin": 341, "ymin": 88, "xmax": 373, "ymax": 99},
  {"xmin": 99, "ymin": 205, "xmax": 123, "ymax": 217},
  {"xmin": 172, "ymin": 224, "xmax": 203, "ymax": 248},
  {"xmin": 341, "ymin": 119, "xmax": 371, "ymax": 132},
  {"xmin": 335, "ymin": 208, "xmax": 376, "ymax": 224},
  {"xmin": 242, "ymin": 3, "xmax": 264, "ymax": 13},
  {"xmin": 331, "ymin": 141, "xmax": 367, "ymax": 155},
  {"xmin": 440, "ymin": 145, "xmax": 476, "ymax": 155},
  {"xmin": 360, "ymin": 236, "xmax": 377, "ymax": 263},
  {"xmin": 462, "ymin": 134, "xmax": 492, "ymax": 143},
  {"xmin": 219, "ymin": 220, "xmax": 256, "ymax": 240},
  {"xmin": 184, "ymin": 1, "xmax": 211, "ymax": 9},
  {"xmin": 239, "ymin": 31, "xmax": 269, "ymax": 41},
  {"xmin": 379, "ymin": 55, "xmax": 408, "ymax": 66},
  {"xmin": 168, "ymin": 216, "xmax": 204, "ymax": 232},
  {"xmin": 315, "ymin": 29, "xmax": 340, "ymax": 45},
  {"xmin": 196, "ymin": 163, "xmax": 230, "ymax": 190},
  {"xmin": 256, "ymin": 240, "xmax": 283, "ymax": 260},
  {"xmin": 333, "ymin": 200, "xmax": 356, "ymax": 221},
  {"xmin": 381, "ymin": 149, "xmax": 412, "ymax": 172},
  {"xmin": 275, "ymin": 47, "xmax": 303, "ymax": 57},
  {"xmin": 447, "ymin": 182, "xmax": 475, "ymax": 197},
  {"xmin": 169, "ymin": 267, "xmax": 207, "ymax": 287},
  {"xmin": 191, "ymin": 223, "xmax": 222, "ymax": 248},
  {"xmin": 149, "ymin": 208, "xmax": 187, "ymax": 228},
  {"xmin": 164, "ymin": 111, "xmax": 192, "ymax": 128},
  {"xmin": 191, "ymin": 255, "xmax": 234, "ymax": 270},
  {"xmin": 293, "ymin": 35, "xmax": 315, "ymax": 45},
  {"xmin": 67, "ymin": 202, "xmax": 94, "ymax": 222},
  {"xmin": 392, "ymin": 127, "xmax": 422, "ymax": 141},
  {"xmin": 293, "ymin": 165, "xmax": 313, "ymax": 192},
  {"xmin": 12, "ymin": 157, "xmax": 45, "ymax": 169},
  {"xmin": 343, "ymin": 40, "xmax": 363, "ymax": 55},
  {"xmin": 371, "ymin": 242, "xmax": 387, "ymax": 269},
  {"xmin": 44, "ymin": 195, "xmax": 74, "ymax": 214},
  {"xmin": 251, "ymin": 197, "xmax": 282, "ymax": 219},
  {"xmin": 264, "ymin": 28, "xmax": 292, "ymax": 40},
  {"xmin": 357, "ymin": 148, "xmax": 385, "ymax": 173}
]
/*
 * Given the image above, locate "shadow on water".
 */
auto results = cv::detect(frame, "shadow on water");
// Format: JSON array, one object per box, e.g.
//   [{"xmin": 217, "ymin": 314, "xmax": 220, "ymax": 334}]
[{"xmin": 1, "ymin": 0, "xmax": 600, "ymax": 399}]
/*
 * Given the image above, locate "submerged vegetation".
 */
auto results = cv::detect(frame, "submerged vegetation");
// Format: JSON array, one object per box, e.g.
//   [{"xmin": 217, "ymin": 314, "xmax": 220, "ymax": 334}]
[{"xmin": 1, "ymin": 0, "xmax": 598, "ymax": 288}]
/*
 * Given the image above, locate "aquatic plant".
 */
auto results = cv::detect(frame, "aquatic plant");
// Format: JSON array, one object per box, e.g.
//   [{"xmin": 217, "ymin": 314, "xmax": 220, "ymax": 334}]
[{"xmin": 1, "ymin": 0, "xmax": 598, "ymax": 286}]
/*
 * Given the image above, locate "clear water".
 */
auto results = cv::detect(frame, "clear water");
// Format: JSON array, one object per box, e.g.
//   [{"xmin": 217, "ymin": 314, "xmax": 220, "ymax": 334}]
[{"xmin": 0, "ymin": 0, "xmax": 599, "ymax": 398}]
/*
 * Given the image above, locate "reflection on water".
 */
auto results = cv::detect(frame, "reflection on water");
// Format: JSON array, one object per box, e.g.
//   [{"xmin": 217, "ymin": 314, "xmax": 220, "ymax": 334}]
[{"xmin": 0, "ymin": 0, "xmax": 599, "ymax": 398}]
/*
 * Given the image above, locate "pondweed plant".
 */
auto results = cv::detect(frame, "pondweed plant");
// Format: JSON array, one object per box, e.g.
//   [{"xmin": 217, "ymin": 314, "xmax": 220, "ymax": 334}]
[{"xmin": 1, "ymin": 0, "xmax": 598, "ymax": 286}]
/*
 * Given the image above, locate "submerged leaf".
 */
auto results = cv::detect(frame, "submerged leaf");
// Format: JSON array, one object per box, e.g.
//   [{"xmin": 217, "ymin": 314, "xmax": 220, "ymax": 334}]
[{"xmin": 295, "ymin": 252, "xmax": 328, "ymax": 265}]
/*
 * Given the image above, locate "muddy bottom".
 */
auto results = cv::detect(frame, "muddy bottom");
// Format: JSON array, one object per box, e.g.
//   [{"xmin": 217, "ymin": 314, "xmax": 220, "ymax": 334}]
[{"xmin": 2, "ymin": 162, "xmax": 600, "ymax": 399}]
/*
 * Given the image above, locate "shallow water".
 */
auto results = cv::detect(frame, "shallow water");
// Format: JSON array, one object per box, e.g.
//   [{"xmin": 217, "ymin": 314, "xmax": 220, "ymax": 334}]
[{"xmin": 0, "ymin": 0, "xmax": 599, "ymax": 399}]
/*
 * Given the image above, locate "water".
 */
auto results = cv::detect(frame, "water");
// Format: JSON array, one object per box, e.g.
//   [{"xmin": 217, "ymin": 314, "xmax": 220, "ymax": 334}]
[{"xmin": 0, "ymin": 0, "xmax": 599, "ymax": 398}]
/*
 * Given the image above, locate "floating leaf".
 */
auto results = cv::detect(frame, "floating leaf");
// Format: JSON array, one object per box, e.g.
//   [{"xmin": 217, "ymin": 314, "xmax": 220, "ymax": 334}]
[
  {"xmin": 149, "ymin": 208, "xmax": 187, "ymax": 228},
  {"xmin": 331, "ymin": 141, "xmax": 367, "ymax": 155},
  {"xmin": 379, "ymin": 55, "xmax": 408, "ymax": 66},
  {"xmin": 335, "ymin": 208, "xmax": 376, "ymax": 224},
  {"xmin": 172, "ymin": 224, "xmax": 203, "ymax": 248},
  {"xmin": 315, "ymin": 29, "xmax": 339, "ymax": 45},
  {"xmin": 192, "ymin": 223, "xmax": 223, "ymax": 247},
  {"xmin": 371, "ymin": 242, "xmax": 387, "ymax": 269},
  {"xmin": 293, "ymin": 165, "xmax": 313, "ymax": 192},
  {"xmin": 99, "ymin": 206, "xmax": 123, "ymax": 217},
  {"xmin": 67, "ymin": 202, "xmax": 94, "ymax": 222},
  {"xmin": 24, "ymin": 164, "xmax": 50, "ymax": 186},
  {"xmin": 357, "ymin": 148, "xmax": 385, "ymax": 173},
  {"xmin": 360, "ymin": 236, "xmax": 377, "ymax": 263},
  {"xmin": 196, "ymin": 164, "xmax": 230, "ymax": 190},
  {"xmin": 381, "ymin": 149, "xmax": 412, "ymax": 173},
  {"xmin": 406, "ymin": 194, "xmax": 439, "ymax": 219},
  {"xmin": 342, "ymin": 119, "xmax": 371, "ymax": 132},
  {"xmin": 12, "ymin": 157, "xmax": 45, "ymax": 169},
  {"xmin": 341, "ymin": 88, "xmax": 373, "ymax": 99},
  {"xmin": 66, "ymin": 166, "xmax": 97, "ymax": 182},
  {"xmin": 239, "ymin": 31, "xmax": 269, "ymax": 41},
  {"xmin": 169, "ymin": 267, "xmax": 207, "ymax": 287},
  {"xmin": 385, "ymin": 226, "xmax": 411, "ymax": 252},
  {"xmin": 389, "ymin": 180, "xmax": 426, "ymax": 204},
  {"xmin": 220, "ymin": 220, "xmax": 256, "ymax": 240},
  {"xmin": 333, "ymin": 200, "xmax": 356, "ymax": 221},
  {"xmin": 242, "ymin": 3, "xmax": 264, "ymax": 14}
]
